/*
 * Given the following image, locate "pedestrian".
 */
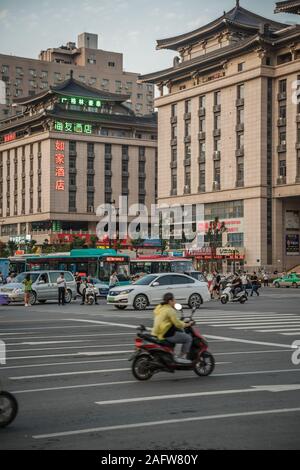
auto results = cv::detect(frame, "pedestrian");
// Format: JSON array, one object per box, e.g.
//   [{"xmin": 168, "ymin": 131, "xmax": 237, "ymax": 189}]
[
  {"xmin": 109, "ymin": 271, "xmax": 119, "ymax": 292},
  {"xmin": 263, "ymin": 272, "xmax": 269, "ymax": 287},
  {"xmin": 250, "ymin": 272, "xmax": 260, "ymax": 297},
  {"xmin": 241, "ymin": 272, "xmax": 249, "ymax": 293},
  {"xmin": 57, "ymin": 272, "xmax": 67, "ymax": 306},
  {"xmin": 23, "ymin": 274, "xmax": 33, "ymax": 307}
]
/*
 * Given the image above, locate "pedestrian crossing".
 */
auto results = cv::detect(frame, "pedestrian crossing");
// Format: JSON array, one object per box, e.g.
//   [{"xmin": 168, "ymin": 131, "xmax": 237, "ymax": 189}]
[{"xmin": 193, "ymin": 310, "xmax": 300, "ymax": 337}]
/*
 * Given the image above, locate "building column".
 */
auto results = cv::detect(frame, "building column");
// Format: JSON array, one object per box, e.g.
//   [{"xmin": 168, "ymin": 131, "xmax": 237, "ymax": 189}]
[{"xmin": 272, "ymin": 198, "xmax": 284, "ymax": 271}]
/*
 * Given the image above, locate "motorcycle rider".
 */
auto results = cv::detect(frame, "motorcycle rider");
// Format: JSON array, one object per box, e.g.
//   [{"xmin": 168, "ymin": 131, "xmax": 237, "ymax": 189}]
[
  {"xmin": 152, "ymin": 293, "xmax": 194, "ymax": 363},
  {"xmin": 80, "ymin": 276, "xmax": 99, "ymax": 305},
  {"xmin": 231, "ymin": 273, "xmax": 243, "ymax": 298}
]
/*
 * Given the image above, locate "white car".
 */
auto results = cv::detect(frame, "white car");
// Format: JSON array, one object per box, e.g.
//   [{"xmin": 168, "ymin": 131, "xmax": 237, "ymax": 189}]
[{"xmin": 107, "ymin": 273, "xmax": 210, "ymax": 311}]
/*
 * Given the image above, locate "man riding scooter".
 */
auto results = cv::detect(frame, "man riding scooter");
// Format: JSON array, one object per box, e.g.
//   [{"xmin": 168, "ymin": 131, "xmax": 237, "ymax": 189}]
[
  {"xmin": 231, "ymin": 273, "xmax": 243, "ymax": 299},
  {"xmin": 152, "ymin": 293, "xmax": 194, "ymax": 364}
]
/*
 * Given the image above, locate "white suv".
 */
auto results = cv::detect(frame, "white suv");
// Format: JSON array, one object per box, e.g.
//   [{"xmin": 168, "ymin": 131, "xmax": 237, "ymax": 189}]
[{"xmin": 107, "ymin": 273, "xmax": 210, "ymax": 311}]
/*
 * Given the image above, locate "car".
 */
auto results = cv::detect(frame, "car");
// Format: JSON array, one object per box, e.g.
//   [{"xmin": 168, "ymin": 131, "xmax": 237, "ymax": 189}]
[
  {"xmin": 273, "ymin": 273, "xmax": 300, "ymax": 288},
  {"xmin": 79, "ymin": 277, "xmax": 110, "ymax": 298},
  {"xmin": 0, "ymin": 271, "xmax": 77, "ymax": 305},
  {"xmin": 107, "ymin": 273, "xmax": 211, "ymax": 311}
]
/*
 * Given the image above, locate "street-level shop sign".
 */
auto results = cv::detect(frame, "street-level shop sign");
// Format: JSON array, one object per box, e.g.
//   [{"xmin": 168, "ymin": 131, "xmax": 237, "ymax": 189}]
[
  {"xmin": 286, "ymin": 234, "xmax": 300, "ymax": 256},
  {"xmin": 54, "ymin": 121, "xmax": 92, "ymax": 134},
  {"xmin": 217, "ymin": 247, "xmax": 245, "ymax": 259}
]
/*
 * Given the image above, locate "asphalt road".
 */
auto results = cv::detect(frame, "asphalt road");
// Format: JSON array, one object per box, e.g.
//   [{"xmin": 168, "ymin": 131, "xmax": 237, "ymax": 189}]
[{"xmin": 0, "ymin": 288, "xmax": 300, "ymax": 450}]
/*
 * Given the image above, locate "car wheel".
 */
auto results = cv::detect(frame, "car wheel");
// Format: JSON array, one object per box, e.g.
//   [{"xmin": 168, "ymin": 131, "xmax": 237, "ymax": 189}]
[
  {"xmin": 29, "ymin": 291, "xmax": 37, "ymax": 306},
  {"xmin": 65, "ymin": 290, "xmax": 72, "ymax": 304},
  {"xmin": 133, "ymin": 294, "xmax": 149, "ymax": 311},
  {"xmin": 275, "ymin": 282, "xmax": 280, "ymax": 288},
  {"xmin": 115, "ymin": 306, "xmax": 127, "ymax": 310},
  {"xmin": 188, "ymin": 293, "xmax": 202, "ymax": 309}
]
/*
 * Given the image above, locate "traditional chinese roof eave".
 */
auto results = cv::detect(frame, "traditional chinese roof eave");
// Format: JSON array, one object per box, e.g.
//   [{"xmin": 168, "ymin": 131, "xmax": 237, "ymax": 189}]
[
  {"xmin": 140, "ymin": 34, "xmax": 266, "ymax": 84},
  {"xmin": 13, "ymin": 77, "xmax": 131, "ymax": 107},
  {"xmin": 156, "ymin": 5, "xmax": 287, "ymax": 51},
  {"xmin": 0, "ymin": 111, "xmax": 47, "ymax": 134},
  {"xmin": 275, "ymin": 1, "xmax": 300, "ymax": 14}
]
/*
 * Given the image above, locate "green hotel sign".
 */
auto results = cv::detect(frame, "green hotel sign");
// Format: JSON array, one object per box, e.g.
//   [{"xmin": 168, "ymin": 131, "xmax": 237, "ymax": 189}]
[
  {"xmin": 60, "ymin": 96, "xmax": 102, "ymax": 108},
  {"xmin": 54, "ymin": 121, "xmax": 93, "ymax": 134}
]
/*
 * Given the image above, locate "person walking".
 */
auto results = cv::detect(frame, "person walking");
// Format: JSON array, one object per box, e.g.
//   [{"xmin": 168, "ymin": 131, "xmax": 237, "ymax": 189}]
[
  {"xmin": 263, "ymin": 272, "xmax": 269, "ymax": 287},
  {"xmin": 250, "ymin": 272, "xmax": 260, "ymax": 297},
  {"xmin": 57, "ymin": 273, "xmax": 67, "ymax": 306},
  {"xmin": 241, "ymin": 272, "xmax": 249, "ymax": 293},
  {"xmin": 23, "ymin": 274, "xmax": 33, "ymax": 307}
]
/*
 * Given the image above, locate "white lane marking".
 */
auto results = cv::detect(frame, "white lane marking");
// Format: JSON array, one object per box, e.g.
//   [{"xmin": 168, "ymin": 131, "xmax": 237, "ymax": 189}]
[
  {"xmin": 95, "ymin": 384, "xmax": 300, "ymax": 406},
  {"xmin": 32, "ymin": 407, "xmax": 300, "ymax": 439},
  {"xmin": 65, "ymin": 319, "xmax": 137, "ymax": 329},
  {"xmin": 209, "ymin": 320, "xmax": 300, "ymax": 327},
  {"xmin": 194, "ymin": 314, "xmax": 296, "ymax": 320},
  {"xmin": 8, "ymin": 350, "xmax": 133, "ymax": 360},
  {"xmin": 7, "ymin": 340, "xmax": 98, "ymax": 346},
  {"xmin": 10, "ymin": 368, "xmax": 131, "ymax": 380},
  {"xmin": 1, "ymin": 333, "xmax": 131, "ymax": 341},
  {"xmin": 13, "ymin": 368, "xmax": 300, "ymax": 395},
  {"xmin": 7, "ymin": 343, "xmax": 133, "ymax": 353},
  {"xmin": 10, "ymin": 363, "xmax": 231, "ymax": 380},
  {"xmin": 257, "ymin": 328, "xmax": 300, "ymax": 333},
  {"xmin": 204, "ymin": 334, "xmax": 296, "ymax": 349},
  {"xmin": 3, "ymin": 358, "xmax": 130, "ymax": 370},
  {"xmin": 0, "ymin": 325, "xmax": 113, "ymax": 333},
  {"xmin": 13, "ymin": 380, "xmax": 137, "ymax": 394},
  {"xmin": 2, "ymin": 349, "xmax": 290, "ymax": 371},
  {"xmin": 214, "ymin": 368, "xmax": 300, "ymax": 377},
  {"xmin": 282, "ymin": 332, "xmax": 300, "ymax": 336},
  {"xmin": 232, "ymin": 323, "xmax": 300, "ymax": 330}
]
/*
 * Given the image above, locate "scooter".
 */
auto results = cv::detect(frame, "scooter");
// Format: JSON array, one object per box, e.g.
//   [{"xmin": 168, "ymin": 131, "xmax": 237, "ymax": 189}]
[
  {"xmin": 220, "ymin": 284, "xmax": 248, "ymax": 305},
  {"xmin": 0, "ymin": 384, "xmax": 18, "ymax": 428},
  {"xmin": 129, "ymin": 305, "xmax": 215, "ymax": 381},
  {"xmin": 80, "ymin": 283, "xmax": 98, "ymax": 305}
]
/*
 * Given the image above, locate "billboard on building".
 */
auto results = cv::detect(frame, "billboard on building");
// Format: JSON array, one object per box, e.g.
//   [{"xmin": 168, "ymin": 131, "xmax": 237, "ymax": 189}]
[{"xmin": 286, "ymin": 235, "xmax": 300, "ymax": 256}]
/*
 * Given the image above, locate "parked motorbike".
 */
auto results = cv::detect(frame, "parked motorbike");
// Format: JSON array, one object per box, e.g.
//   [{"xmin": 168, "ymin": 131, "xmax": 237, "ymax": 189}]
[
  {"xmin": 79, "ymin": 283, "xmax": 98, "ymax": 305},
  {"xmin": 129, "ymin": 305, "xmax": 215, "ymax": 381},
  {"xmin": 220, "ymin": 284, "xmax": 248, "ymax": 305},
  {"xmin": 0, "ymin": 383, "xmax": 18, "ymax": 428}
]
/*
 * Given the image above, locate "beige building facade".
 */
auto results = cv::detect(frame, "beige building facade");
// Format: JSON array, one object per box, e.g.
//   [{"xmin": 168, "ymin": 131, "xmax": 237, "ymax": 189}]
[
  {"xmin": 141, "ymin": 2, "xmax": 300, "ymax": 271},
  {"xmin": 0, "ymin": 32, "xmax": 154, "ymax": 121},
  {"xmin": 0, "ymin": 78, "xmax": 157, "ymax": 245}
]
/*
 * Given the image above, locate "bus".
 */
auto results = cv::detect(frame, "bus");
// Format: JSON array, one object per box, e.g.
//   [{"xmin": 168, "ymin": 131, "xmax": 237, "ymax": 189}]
[
  {"xmin": 130, "ymin": 256, "xmax": 194, "ymax": 276},
  {"xmin": 17, "ymin": 249, "xmax": 131, "ymax": 284}
]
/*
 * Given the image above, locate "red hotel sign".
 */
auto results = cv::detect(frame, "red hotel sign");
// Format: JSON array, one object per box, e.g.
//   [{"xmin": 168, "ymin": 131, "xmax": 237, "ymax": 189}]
[
  {"xmin": 4, "ymin": 132, "xmax": 16, "ymax": 143},
  {"xmin": 55, "ymin": 140, "xmax": 65, "ymax": 191}
]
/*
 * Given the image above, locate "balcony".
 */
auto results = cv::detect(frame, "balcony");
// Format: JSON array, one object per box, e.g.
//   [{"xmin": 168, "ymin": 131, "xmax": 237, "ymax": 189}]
[
  {"xmin": 198, "ymin": 108, "xmax": 206, "ymax": 117},
  {"xmin": 277, "ymin": 92, "xmax": 287, "ymax": 101},
  {"xmin": 198, "ymin": 131, "xmax": 206, "ymax": 140},
  {"xmin": 213, "ymin": 151, "xmax": 221, "ymax": 161},
  {"xmin": 213, "ymin": 129, "xmax": 221, "ymax": 138},
  {"xmin": 236, "ymin": 123, "xmax": 244, "ymax": 132},
  {"xmin": 277, "ymin": 117, "xmax": 286, "ymax": 127},
  {"xmin": 236, "ymin": 147, "xmax": 244, "ymax": 157},
  {"xmin": 277, "ymin": 143, "xmax": 287, "ymax": 153},
  {"xmin": 184, "ymin": 112, "xmax": 191, "ymax": 120},
  {"xmin": 170, "ymin": 161, "xmax": 177, "ymax": 169},
  {"xmin": 184, "ymin": 158, "xmax": 191, "ymax": 167},
  {"xmin": 170, "ymin": 138, "xmax": 177, "ymax": 146},
  {"xmin": 277, "ymin": 176, "xmax": 286, "ymax": 185},
  {"xmin": 87, "ymin": 169, "xmax": 95, "ymax": 175},
  {"xmin": 170, "ymin": 116, "xmax": 177, "ymax": 124},
  {"xmin": 236, "ymin": 98, "xmax": 245, "ymax": 107},
  {"xmin": 213, "ymin": 104, "xmax": 221, "ymax": 113},
  {"xmin": 184, "ymin": 136, "xmax": 191, "ymax": 144},
  {"xmin": 105, "ymin": 170, "xmax": 112, "ymax": 177}
]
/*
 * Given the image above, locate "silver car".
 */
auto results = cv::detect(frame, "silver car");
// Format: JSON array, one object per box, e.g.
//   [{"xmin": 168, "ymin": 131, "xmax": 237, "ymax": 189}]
[{"xmin": 0, "ymin": 271, "xmax": 77, "ymax": 305}]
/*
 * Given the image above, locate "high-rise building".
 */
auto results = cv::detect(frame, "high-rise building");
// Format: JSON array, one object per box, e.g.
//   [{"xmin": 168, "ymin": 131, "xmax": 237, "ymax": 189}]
[
  {"xmin": 0, "ymin": 76, "xmax": 157, "ymax": 244},
  {"xmin": 0, "ymin": 33, "xmax": 155, "ymax": 121},
  {"xmin": 140, "ymin": 2, "xmax": 300, "ymax": 271}
]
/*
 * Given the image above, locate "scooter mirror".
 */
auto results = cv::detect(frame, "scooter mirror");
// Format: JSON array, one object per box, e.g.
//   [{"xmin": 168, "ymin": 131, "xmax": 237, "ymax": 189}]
[{"xmin": 175, "ymin": 303, "xmax": 183, "ymax": 311}]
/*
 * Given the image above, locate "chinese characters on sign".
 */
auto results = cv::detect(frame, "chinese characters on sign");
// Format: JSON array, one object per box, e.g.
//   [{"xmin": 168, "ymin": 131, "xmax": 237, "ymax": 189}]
[
  {"xmin": 4, "ymin": 132, "xmax": 17, "ymax": 143},
  {"xmin": 54, "ymin": 121, "xmax": 92, "ymax": 135},
  {"xmin": 55, "ymin": 140, "xmax": 65, "ymax": 192},
  {"xmin": 59, "ymin": 96, "xmax": 102, "ymax": 108}
]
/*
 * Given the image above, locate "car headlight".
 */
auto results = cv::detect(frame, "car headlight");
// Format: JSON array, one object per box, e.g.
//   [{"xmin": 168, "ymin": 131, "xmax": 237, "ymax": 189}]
[{"xmin": 119, "ymin": 289, "xmax": 134, "ymax": 295}]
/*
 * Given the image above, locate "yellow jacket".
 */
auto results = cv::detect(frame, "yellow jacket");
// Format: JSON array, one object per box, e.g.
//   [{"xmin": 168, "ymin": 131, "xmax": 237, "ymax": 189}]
[{"xmin": 152, "ymin": 304, "xmax": 185, "ymax": 340}]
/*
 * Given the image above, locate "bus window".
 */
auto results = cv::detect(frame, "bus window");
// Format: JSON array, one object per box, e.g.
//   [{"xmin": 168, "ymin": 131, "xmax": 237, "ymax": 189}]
[
  {"xmin": 170, "ymin": 261, "xmax": 193, "ymax": 273},
  {"xmin": 88, "ymin": 261, "xmax": 98, "ymax": 278}
]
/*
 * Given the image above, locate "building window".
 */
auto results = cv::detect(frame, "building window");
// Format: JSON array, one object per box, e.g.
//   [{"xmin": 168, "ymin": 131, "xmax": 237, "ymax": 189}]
[
  {"xmin": 171, "ymin": 103, "xmax": 177, "ymax": 117},
  {"xmin": 279, "ymin": 79, "xmax": 287, "ymax": 94},
  {"xmin": 199, "ymin": 163, "xmax": 205, "ymax": 192},
  {"xmin": 171, "ymin": 124, "xmax": 177, "ymax": 139},
  {"xmin": 238, "ymin": 63, "xmax": 244, "ymax": 72},
  {"xmin": 184, "ymin": 166, "xmax": 191, "ymax": 193},
  {"xmin": 214, "ymin": 139, "xmax": 221, "ymax": 152},
  {"xmin": 237, "ymin": 133, "xmax": 244, "ymax": 150},
  {"xmin": 237, "ymin": 84, "xmax": 245, "ymax": 100},
  {"xmin": 171, "ymin": 168, "xmax": 177, "ymax": 194},
  {"xmin": 237, "ymin": 108, "xmax": 244, "ymax": 124},
  {"xmin": 214, "ymin": 114, "xmax": 221, "ymax": 130},
  {"xmin": 214, "ymin": 161, "xmax": 221, "ymax": 187},
  {"xmin": 185, "ymin": 144, "xmax": 191, "ymax": 160},
  {"xmin": 297, "ymin": 151, "xmax": 300, "ymax": 177},
  {"xmin": 185, "ymin": 100, "xmax": 191, "ymax": 114},
  {"xmin": 279, "ymin": 159, "xmax": 286, "ymax": 177},
  {"xmin": 279, "ymin": 103, "xmax": 286, "ymax": 119},
  {"xmin": 199, "ymin": 95, "xmax": 206, "ymax": 109},
  {"xmin": 87, "ymin": 193, "xmax": 94, "ymax": 212},
  {"xmin": 228, "ymin": 233, "xmax": 244, "ymax": 247},
  {"xmin": 237, "ymin": 157, "xmax": 244, "ymax": 186},
  {"xmin": 214, "ymin": 91, "xmax": 221, "ymax": 106},
  {"xmin": 185, "ymin": 120, "xmax": 191, "ymax": 137},
  {"xmin": 69, "ymin": 192, "xmax": 76, "ymax": 212},
  {"xmin": 171, "ymin": 147, "xmax": 177, "ymax": 163},
  {"xmin": 108, "ymin": 62, "xmax": 115, "ymax": 67}
]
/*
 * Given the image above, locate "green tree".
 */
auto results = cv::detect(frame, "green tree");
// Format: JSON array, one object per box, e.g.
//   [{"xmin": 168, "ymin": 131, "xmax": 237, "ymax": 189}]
[
  {"xmin": 89, "ymin": 236, "xmax": 98, "ymax": 249},
  {"xmin": 7, "ymin": 240, "xmax": 18, "ymax": 256},
  {"xmin": 130, "ymin": 237, "xmax": 145, "ymax": 256},
  {"xmin": 0, "ymin": 241, "xmax": 8, "ymax": 257},
  {"xmin": 71, "ymin": 236, "xmax": 86, "ymax": 249}
]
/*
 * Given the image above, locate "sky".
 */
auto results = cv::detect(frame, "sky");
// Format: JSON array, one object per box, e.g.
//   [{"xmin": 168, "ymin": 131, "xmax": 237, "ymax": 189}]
[{"xmin": 0, "ymin": 0, "xmax": 299, "ymax": 75}]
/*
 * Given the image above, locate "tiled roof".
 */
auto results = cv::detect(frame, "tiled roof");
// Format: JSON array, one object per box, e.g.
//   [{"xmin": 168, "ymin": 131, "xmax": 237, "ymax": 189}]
[{"xmin": 275, "ymin": 0, "xmax": 300, "ymax": 14}]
